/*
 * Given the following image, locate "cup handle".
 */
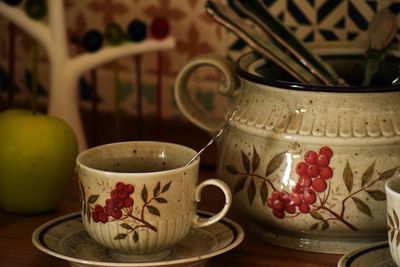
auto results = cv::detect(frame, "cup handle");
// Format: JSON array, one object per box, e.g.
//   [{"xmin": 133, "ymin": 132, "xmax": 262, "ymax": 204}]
[
  {"xmin": 192, "ymin": 178, "xmax": 232, "ymax": 228},
  {"xmin": 174, "ymin": 54, "xmax": 240, "ymax": 134}
]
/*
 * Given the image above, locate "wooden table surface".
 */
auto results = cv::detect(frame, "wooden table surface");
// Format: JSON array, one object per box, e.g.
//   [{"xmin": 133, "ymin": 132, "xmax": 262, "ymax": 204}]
[{"xmin": 0, "ymin": 168, "xmax": 343, "ymax": 267}]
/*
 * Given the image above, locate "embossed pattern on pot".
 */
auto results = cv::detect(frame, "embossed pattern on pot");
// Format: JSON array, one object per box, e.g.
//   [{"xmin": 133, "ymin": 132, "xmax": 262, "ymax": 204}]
[{"xmin": 229, "ymin": 93, "xmax": 400, "ymax": 142}]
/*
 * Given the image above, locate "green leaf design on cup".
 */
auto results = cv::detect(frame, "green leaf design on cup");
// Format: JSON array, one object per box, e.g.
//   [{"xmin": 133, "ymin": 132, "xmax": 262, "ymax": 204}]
[{"xmin": 388, "ymin": 209, "xmax": 400, "ymax": 247}]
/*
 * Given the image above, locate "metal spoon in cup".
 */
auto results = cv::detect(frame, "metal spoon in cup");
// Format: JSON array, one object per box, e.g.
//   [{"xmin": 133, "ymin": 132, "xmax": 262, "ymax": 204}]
[{"xmin": 186, "ymin": 109, "xmax": 237, "ymax": 166}]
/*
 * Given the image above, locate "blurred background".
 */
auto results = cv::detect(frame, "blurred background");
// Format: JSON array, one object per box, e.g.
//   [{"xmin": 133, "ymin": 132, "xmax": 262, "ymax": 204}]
[{"xmin": 0, "ymin": 0, "xmax": 399, "ymax": 158}]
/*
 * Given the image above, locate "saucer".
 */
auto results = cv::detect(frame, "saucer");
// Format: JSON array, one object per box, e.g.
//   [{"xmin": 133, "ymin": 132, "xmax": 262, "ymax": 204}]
[
  {"xmin": 337, "ymin": 241, "xmax": 396, "ymax": 267},
  {"xmin": 32, "ymin": 211, "xmax": 244, "ymax": 267}
]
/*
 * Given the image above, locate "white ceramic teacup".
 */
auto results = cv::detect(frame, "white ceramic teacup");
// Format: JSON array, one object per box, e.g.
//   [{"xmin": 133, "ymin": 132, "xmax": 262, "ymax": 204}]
[
  {"xmin": 76, "ymin": 141, "xmax": 232, "ymax": 262},
  {"xmin": 385, "ymin": 177, "xmax": 400, "ymax": 266}
]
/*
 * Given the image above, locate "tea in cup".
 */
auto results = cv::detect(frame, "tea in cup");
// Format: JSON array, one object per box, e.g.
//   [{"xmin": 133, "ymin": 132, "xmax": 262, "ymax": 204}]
[{"xmin": 76, "ymin": 141, "xmax": 232, "ymax": 262}]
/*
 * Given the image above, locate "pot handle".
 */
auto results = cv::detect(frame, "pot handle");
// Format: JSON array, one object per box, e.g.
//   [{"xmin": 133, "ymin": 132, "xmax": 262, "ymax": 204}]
[
  {"xmin": 174, "ymin": 54, "xmax": 240, "ymax": 133},
  {"xmin": 192, "ymin": 178, "xmax": 232, "ymax": 228}
]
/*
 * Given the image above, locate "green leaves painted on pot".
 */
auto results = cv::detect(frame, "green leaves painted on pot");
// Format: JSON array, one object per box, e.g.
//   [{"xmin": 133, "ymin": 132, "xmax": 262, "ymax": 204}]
[
  {"xmin": 241, "ymin": 152, "xmax": 251, "ymax": 173},
  {"xmin": 310, "ymin": 223, "xmax": 319, "ymax": 230},
  {"xmin": 260, "ymin": 182, "xmax": 268, "ymax": 205},
  {"xmin": 141, "ymin": 185, "xmax": 148, "ymax": 203},
  {"xmin": 343, "ymin": 161, "xmax": 354, "ymax": 193},
  {"xmin": 321, "ymin": 221, "xmax": 330, "ymax": 231},
  {"xmin": 310, "ymin": 210, "xmax": 324, "ymax": 220},
  {"xmin": 226, "ymin": 147, "xmax": 287, "ymax": 207},
  {"xmin": 379, "ymin": 166, "xmax": 400, "ymax": 181},
  {"xmin": 252, "ymin": 147, "xmax": 260, "ymax": 172},
  {"xmin": 388, "ymin": 209, "xmax": 400, "ymax": 247},
  {"xmin": 226, "ymin": 165, "xmax": 239, "ymax": 175},
  {"xmin": 241, "ymin": 147, "xmax": 261, "ymax": 173},
  {"xmin": 340, "ymin": 162, "xmax": 398, "ymax": 219},
  {"xmin": 266, "ymin": 151, "xmax": 286, "ymax": 176},
  {"xmin": 309, "ymin": 211, "xmax": 329, "ymax": 231},
  {"xmin": 352, "ymin": 197, "xmax": 372, "ymax": 217},
  {"xmin": 233, "ymin": 177, "xmax": 247, "ymax": 194},
  {"xmin": 224, "ymin": 144, "xmax": 398, "ymax": 232},
  {"xmin": 365, "ymin": 190, "xmax": 386, "ymax": 201},
  {"xmin": 361, "ymin": 161, "xmax": 375, "ymax": 187},
  {"xmin": 365, "ymin": 166, "xmax": 399, "ymax": 201},
  {"xmin": 247, "ymin": 178, "xmax": 256, "ymax": 205}
]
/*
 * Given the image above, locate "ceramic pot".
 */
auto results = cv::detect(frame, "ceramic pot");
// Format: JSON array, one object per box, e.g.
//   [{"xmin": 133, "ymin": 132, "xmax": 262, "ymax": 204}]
[{"xmin": 174, "ymin": 49, "xmax": 400, "ymax": 254}]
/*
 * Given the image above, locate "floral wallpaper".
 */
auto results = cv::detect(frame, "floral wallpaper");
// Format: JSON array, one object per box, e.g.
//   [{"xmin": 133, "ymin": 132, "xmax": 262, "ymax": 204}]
[{"xmin": 0, "ymin": 0, "xmax": 399, "ymax": 121}]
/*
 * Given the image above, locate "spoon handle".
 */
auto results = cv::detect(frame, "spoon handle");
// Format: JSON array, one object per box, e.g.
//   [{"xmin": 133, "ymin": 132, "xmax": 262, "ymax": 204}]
[
  {"xmin": 229, "ymin": 0, "xmax": 346, "ymax": 86},
  {"xmin": 186, "ymin": 109, "xmax": 237, "ymax": 166},
  {"xmin": 205, "ymin": 0, "xmax": 322, "ymax": 84}
]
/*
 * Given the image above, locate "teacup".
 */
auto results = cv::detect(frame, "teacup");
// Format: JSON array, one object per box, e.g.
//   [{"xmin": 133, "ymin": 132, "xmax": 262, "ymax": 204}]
[
  {"xmin": 76, "ymin": 141, "xmax": 232, "ymax": 262},
  {"xmin": 386, "ymin": 177, "xmax": 400, "ymax": 266}
]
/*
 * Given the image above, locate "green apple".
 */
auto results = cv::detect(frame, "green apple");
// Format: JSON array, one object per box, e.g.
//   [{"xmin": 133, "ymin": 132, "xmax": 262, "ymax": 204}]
[{"xmin": 0, "ymin": 109, "xmax": 78, "ymax": 213}]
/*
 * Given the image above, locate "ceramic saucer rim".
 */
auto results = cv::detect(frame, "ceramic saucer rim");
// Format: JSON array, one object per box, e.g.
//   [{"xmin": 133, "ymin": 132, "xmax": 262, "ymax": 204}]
[
  {"xmin": 337, "ymin": 241, "xmax": 390, "ymax": 267},
  {"xmin": 32, "ymin": 211, "xmax": 244, "ymax": 267}
]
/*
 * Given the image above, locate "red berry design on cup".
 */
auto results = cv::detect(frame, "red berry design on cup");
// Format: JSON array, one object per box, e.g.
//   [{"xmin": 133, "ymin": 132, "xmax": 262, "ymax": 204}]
[
  {"xmin": 90, "ymin": 182, "xmax": 135, "ymax": 224},
  {"xmin": 273, "ymin": 209, "xmax": 285, "ymax": 219},
  {"xmin": 267, "ymin": 146, "xmax": 334, "ymax": 219},
  {"xmin": 84, "ymin": 180, "xmax": 172, "ymax": 242},
  {"xmin": 285, "ymin": 203, "xmax": 296, "ymax": 214},
  {"xmin": 302, "ymin": 189, "xmax": 317, "ymax": 205},
  {"xmin": 289, "ymin": 192, "xmax": 302, "ymax": 206},
  {"xmin": 299, "ymin": 202, "xmax": 310, "ymax": 214}
]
